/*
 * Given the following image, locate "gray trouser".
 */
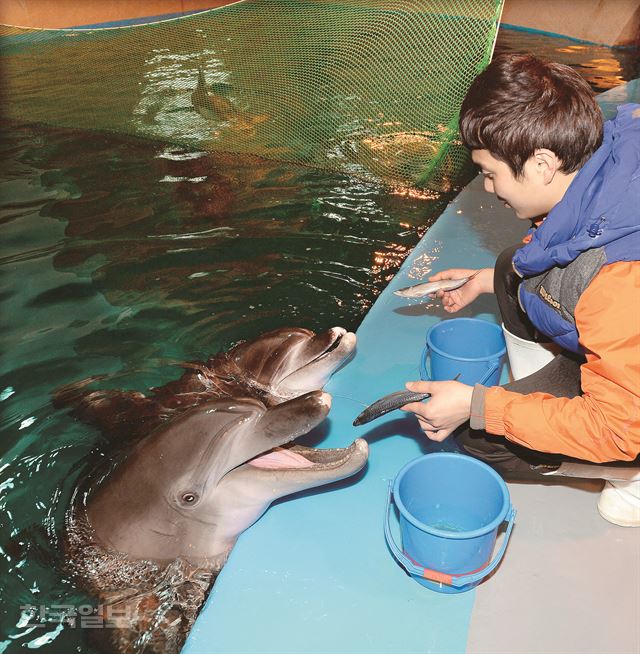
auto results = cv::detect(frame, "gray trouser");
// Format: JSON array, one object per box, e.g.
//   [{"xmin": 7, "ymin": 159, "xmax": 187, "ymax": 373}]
[{"xmin": 455, "ymin": 244, "xmax": 608, "ymax": 480}]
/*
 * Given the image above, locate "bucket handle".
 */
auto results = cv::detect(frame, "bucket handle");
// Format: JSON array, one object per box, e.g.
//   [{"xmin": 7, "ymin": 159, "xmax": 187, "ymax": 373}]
[
  {"xmin": 384, "ymin": 482, "xmax": 516, "ymax": 588},
  {"xmin": 478, "ymin": 359, "xmax": 500, "ymax": 386},
  {"xmin": 419, "ymin": 344, "xmax": 500, "ymax": 386}
]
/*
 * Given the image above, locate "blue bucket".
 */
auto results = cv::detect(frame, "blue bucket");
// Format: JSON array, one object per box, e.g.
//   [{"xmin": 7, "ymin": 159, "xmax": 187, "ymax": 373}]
[
  {"xmin": 420, "ymin": 318, "xmax": 506, "ymax": 386},
  {"xmin": 384, "ymin": 453, "xmax": 516, "ymax": 593}
]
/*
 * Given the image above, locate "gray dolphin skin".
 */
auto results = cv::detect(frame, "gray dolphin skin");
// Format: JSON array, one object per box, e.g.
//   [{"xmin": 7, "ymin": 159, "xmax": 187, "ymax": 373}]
[
  {"xmin": 55, "ymin": 326, "xmax": 357, "ymax": 441},
  {"xmin": 61, "ymin": 327, "xmax": 366, "ymax": 654}
]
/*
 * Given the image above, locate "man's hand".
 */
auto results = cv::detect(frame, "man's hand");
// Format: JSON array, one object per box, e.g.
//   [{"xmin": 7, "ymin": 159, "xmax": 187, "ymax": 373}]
[
  {"xmin": 428, "ymin": 267, "xmax": 494, "ymax": 313},
  {"xmin": 401, "ymin": 380, "xmax": 473, "ymax": 442}
]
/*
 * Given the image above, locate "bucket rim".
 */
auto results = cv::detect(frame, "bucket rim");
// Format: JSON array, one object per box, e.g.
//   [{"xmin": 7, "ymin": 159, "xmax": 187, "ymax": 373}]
[
  {"xmin": 426, "ymin": 318, "xmax": 506, "ymax": 362},
  {"xmin": 392, "ymin": 452, "xmax": 510, "ymax": 540}
]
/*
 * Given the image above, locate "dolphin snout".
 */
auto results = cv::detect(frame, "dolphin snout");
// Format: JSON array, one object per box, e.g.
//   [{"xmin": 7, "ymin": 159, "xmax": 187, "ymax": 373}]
[{"xmin": 319, "ymin": 391, "xmax": 332, "ymax": 410}]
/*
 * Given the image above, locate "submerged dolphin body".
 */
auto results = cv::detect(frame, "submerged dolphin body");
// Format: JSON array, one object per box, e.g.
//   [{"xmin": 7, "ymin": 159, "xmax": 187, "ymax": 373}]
[
  {"xmin": 60, "ymin": 327, "xmax": 365, "ymax": 653},
  {"xmin": 191, "ymin": 67, "xmax": 238, "ymax": 122}
]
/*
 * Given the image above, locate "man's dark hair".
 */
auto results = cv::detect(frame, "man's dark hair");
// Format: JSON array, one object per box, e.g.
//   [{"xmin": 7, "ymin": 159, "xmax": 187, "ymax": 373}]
[{"xmin": 459, "ymin": 54, "xmax": 603, "ymax": 177}]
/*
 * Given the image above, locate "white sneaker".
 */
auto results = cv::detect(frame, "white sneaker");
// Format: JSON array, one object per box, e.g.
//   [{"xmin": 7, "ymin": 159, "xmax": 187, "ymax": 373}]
[{"xmin": 597, "ymin": 480, "xmax": 640, "ymax": 527}]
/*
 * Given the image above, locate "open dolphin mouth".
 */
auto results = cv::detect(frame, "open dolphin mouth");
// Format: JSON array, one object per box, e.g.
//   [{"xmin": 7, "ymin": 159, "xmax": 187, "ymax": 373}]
[
  {"xmin": 216, "ymin": 390, "xmax": 367, "ymax": 499},
  {"xmin": 247, "ymin": 440, "xmax": 367, "ymax": 470},
  {"xmin": 298, "ymin": 327, "xmax": 355, "ymax": 367}
]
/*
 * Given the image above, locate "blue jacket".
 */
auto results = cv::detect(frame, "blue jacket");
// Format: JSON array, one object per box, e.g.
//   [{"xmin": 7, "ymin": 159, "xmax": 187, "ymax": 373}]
[{"xmin": 513, "ymin": 103, "xmax": 640, "ymax": 353}]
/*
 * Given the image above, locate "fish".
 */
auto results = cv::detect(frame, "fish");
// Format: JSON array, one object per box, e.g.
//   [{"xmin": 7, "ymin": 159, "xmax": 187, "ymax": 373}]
[
  {"xmin": 353, "ymin": 373, "xmax": 461, "ymax": 425},
  {"xmin": 353, "ymin": 390, "xmax": 430, "ymax": 426},
  {"xmin": 394, "ymin": 270, "xmax": 481, "ymax": 298}
]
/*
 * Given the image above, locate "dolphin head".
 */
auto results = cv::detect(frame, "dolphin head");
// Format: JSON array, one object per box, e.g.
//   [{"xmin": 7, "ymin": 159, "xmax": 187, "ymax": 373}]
[
  {"xmin": 84, "ymin": 391, "xmax": 367, "ymax": 567},
  {"xmin": 219, "ymin": 327, "xmax": 356, "ymax": 401}
]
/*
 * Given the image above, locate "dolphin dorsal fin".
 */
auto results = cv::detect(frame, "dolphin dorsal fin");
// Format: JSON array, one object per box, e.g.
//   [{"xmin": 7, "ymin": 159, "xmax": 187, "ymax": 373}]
[{"xmin": 197, "ymin": 67, "xmax": 208, "ymax": 91}]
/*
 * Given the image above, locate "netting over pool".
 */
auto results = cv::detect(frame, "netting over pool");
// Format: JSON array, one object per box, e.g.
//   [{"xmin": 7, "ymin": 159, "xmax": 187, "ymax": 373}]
[{"xmin": 1, "ymin": 0, "xmax": 503, "ymax": 189}]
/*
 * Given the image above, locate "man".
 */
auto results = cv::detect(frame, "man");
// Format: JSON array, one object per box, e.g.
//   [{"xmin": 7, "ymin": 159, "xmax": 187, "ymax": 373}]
[{"xmin": 402, "ymin": 54, "xmax": 640, "ymax": 526}]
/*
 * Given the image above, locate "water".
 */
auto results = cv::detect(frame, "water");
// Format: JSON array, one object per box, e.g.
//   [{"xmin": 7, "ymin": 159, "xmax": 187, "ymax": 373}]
[
  {"xmin": 429, "ymin": 521, "xmax": 465, "ymax": 533},
  {"xmin": 0, "ymin": 2, "xmax": 501, "ymax": 189},
  {"xmin": 1, "ymin": 25, "xmax": 638, "ymax": 653},
  {"xmin": 494, "ymin": 28, "xmax": 639, "ymax": 91}
]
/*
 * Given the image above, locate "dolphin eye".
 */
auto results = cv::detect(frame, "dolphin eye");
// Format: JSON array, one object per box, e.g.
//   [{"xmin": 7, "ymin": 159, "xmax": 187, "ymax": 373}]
[{"xmin": 180, "ymin": 492, "xmax": 199, "ymax": 506}]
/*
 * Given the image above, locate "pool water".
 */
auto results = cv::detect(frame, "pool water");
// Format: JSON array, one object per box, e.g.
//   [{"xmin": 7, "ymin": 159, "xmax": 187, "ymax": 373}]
[
  {"xmin": 494, "ymin": 28, "xmax": 639, "ymax": 91},
  {"xmin": 0, "ymin": 26, "xmax": 637, "ymax": 653},
  {"xmin": 0, "ymin": 121, "xmax": 450, "ymax": 653}
]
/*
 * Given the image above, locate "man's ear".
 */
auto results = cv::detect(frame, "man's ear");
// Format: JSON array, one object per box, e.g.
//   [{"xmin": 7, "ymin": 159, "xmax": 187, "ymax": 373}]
[{"xmin": 533, "ymin": 148, "xmax": 562, "ymax": 185}]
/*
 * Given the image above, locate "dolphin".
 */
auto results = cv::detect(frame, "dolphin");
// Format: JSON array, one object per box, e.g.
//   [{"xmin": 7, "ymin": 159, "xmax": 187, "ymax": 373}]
[
  {"xmin": 66, "ymin": 391, "xmax": 367, "ymax": 653},
  {"xmin": 61, "ymin": 326, "xmax": 364, "ymax": 652},
  {"xmin": 191, "ymin": 67, "xmax": 268, "ymax": 131},
  {"xmin": 191, "ymin": 67, "xmax": 238, "ymax": 122},
  {"xmin": 54, "ymin": 326, "xmax": 356, "ymax": 441}
]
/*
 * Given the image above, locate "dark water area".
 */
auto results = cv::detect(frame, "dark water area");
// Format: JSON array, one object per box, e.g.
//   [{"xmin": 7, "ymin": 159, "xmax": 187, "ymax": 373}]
[
  {"xmin": 494, "ymin": 28, "xmax": 640, "ymax": 92},
  {"xmin": 0, "ymin": 24, "xmax": 638, "ymax": 653}
]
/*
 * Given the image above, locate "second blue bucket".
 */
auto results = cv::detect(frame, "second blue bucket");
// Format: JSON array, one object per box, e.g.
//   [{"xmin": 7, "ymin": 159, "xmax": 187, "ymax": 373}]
[
  {"xmin": 384, "ymin": 453, "xmax": 516, "ymax": 593},
  {"xmin": 420, "ymin": 317, "xmax": 506, "ymax": 385}
]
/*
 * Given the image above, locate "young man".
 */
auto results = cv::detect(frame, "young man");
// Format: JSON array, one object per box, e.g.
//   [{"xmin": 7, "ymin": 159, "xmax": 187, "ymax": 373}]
[{"xmin": 401, "ymin": 54, "xmax": 640, "ymax": 525}]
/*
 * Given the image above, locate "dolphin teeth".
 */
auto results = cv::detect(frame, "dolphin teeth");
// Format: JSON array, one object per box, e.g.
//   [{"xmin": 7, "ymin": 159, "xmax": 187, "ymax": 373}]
[
  {"xmin": 247, "ymin": 439, "xmax": 367, "ymax": 472},
  {"xmin": 283, "ymin": 439, "xmax": 367, "ymax": 469}
]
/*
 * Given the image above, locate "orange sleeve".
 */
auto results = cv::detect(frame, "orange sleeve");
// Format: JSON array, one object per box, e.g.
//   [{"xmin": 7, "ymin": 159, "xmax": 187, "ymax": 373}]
[{"xmin": 484, "ymin": 261, "xmax": 640, "ymax": 462}]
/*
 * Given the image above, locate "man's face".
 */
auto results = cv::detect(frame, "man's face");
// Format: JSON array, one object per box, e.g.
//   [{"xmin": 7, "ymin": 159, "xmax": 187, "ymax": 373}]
[{"xmin": 471, "ymin": 149, "xmax": 556, "ymax": 220}]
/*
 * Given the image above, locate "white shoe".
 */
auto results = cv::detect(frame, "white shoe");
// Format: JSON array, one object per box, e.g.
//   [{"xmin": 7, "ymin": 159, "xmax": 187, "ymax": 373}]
[
  {"xmin": 539, "ymin": 463, "xmax": 640, "ymax": 527},
  {"xmin": 597, "ymin": 480, "xmax": 640, "ymax": 527}
]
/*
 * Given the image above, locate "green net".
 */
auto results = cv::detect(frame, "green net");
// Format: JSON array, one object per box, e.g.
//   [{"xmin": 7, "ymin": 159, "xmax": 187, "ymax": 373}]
[{"xmin": 1, "ymin": 0, "xmax": 503, "ymax": 189}]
